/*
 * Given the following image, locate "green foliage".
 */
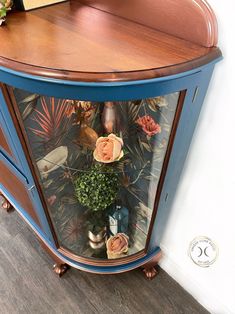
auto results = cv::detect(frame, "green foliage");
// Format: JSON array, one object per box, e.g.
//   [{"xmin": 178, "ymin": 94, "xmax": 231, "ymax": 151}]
[
  {"xmin": 0, "ymin": 0, "xmax": 12, "ymax": 22},
  {"xmin": 74, "ymin": 164, "xmax": 120, "ymax": 211}
]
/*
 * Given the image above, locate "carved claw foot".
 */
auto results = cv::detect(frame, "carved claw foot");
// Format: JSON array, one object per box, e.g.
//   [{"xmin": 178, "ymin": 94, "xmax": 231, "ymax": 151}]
[
  {"xmin": 53, "ymin": 263, "xmax": 69, "ymax": 277},
  {"xmin": 142, "ymin": 266, "xmax": 158, "ymax": 280},
  {"xmin": 0, "ymin": 195, "xmax": 14, "ymax": 213},
  {"xmin": 141, "ymin": 250, "xmax": 162, "ymax": 280}
]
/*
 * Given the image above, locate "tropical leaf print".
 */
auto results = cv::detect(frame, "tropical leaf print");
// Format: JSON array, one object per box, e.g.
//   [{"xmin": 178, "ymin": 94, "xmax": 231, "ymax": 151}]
[{"xmin": 29, "ymin": 97, "xmax": 71, "ymax": 147}]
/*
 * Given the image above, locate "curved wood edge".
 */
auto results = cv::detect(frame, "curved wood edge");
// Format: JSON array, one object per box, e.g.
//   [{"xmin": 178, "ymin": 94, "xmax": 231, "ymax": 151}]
[
  {"xmin": 201, "ymin": 0, "xmax": 219, "ymax": 47},
  {"xmin": 79, "ymin": 0, "xmax": 218, "ymax": 47},
  {"xmin": 0, "ymin": 48, "xmax": 221, "ymax": 82},
  {"xmin": 58, "ymin": 246, "xmax": 146, "ymax": 267}
]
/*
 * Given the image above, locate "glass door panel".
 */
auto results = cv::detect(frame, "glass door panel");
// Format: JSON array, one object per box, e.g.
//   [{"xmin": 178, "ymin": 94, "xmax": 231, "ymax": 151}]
[{"xmin": 10, "ymin": 87, "xmax": 180, "ymax": 260}]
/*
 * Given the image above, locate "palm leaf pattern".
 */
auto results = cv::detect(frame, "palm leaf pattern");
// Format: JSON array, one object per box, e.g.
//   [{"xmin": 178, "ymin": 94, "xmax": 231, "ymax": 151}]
[
  {"xmin": 29, "ymin": 97, "xmax": 71, "ymax": 146},
  {"xmin": 13, "ymin": 87, "xmax": 180, "ymax": 259}
]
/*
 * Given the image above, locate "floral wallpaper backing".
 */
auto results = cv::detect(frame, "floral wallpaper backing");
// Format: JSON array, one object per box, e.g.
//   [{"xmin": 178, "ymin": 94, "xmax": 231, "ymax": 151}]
[{"xmin": 12, "ymin": 87, "xmax": 179, "ymax": 259}]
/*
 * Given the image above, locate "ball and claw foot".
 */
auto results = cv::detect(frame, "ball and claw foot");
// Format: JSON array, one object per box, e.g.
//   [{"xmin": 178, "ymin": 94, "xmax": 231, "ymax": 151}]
[
  {"xmin": 141, "ymin": 250, "xmax": 162, "ymax": 280},
  {"xmin": 142, "ymin": 266, "xmax": 158, "ymax": 280},
  {"xmin": 53, "ymin": 263, "xmax": 69, "ymax": 277},
  {"xmin": 0, "ymin": 195, "xmax": 14, "ymax": 213}
]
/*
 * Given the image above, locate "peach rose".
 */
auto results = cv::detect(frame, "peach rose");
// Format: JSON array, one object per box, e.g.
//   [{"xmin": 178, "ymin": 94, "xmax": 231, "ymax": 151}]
[
  {"xmin": 106, "ymin": 233, "xmax": 129, "ymax": 259},
  {"xmin": 93, "ymin": 134, "xmax": 124, "ymax": 163},
  {"xmin": 136, "ymin": 115, "xmax": 161, "ymax": 137}
]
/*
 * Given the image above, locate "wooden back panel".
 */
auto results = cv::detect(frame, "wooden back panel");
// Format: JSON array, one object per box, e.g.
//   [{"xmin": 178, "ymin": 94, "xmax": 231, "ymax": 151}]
[
  {"xmin": 0, "ymin": 126, "xmax": 13, "ymax": 158},
  {"xmin": 79, "ymin": 0, "xmax": 218, "ymax": 47},
  {"xmin": 0, "ymin": 159, "xmax": 41, "ymax": 227}
]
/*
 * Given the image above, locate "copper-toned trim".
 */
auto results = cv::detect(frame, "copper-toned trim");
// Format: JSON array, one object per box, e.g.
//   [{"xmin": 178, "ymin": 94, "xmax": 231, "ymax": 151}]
[
  {"xmin": 0, "ymin": 192, "xmax": 14, "ymax": 213},
  {"xmin": 2, "ymin": 84, "xmax": 59, "ymax": 247},
  {"xmin": 144, "ymin": 91, "xmax": 187, "ymax": 251},
  {"xmin": 58, "ymin": 246, "xmax": 146, "ymax": 266},
  {"xmin": 141, "ymin": 250, "xmax": 162, "ymax": 280},
  {"xmin": 0, "ymin": 48, "xmax": 221, "ymax": 83},
  {"xmin": 53, "ymin": 263, "xmax": 69, "ymax": 277}
]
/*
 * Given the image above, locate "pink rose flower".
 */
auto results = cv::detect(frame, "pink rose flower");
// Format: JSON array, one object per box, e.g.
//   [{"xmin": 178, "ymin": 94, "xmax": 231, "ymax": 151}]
[
  {"xmin": 136, "ymin": 115, "xmax": 161, "ymax": 137},
  {"xmin": 93, "ymin": 134, "xmax": 124, "ymax": 163},
  {"xmin": 106, "ymin": 233, "xmax": 129, "ymax": 259}
]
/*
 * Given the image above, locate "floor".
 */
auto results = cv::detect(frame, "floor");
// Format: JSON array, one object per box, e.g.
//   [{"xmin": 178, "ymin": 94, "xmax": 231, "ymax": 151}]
[{"xmin": 0, "ymin": 204, "xmax": 209, "ymax": 314}]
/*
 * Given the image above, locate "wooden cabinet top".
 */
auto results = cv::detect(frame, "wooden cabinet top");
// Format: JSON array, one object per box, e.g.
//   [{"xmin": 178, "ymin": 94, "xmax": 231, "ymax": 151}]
[{"xmin": 0, "ymin": 0, "xmax": 221, "ymax": 82}]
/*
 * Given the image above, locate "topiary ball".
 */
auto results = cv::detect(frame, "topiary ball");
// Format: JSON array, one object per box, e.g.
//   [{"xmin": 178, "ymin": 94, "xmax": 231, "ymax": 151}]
[{"xmin": 74, "ymin": 164, "xmax": 119, "ymax": 211}]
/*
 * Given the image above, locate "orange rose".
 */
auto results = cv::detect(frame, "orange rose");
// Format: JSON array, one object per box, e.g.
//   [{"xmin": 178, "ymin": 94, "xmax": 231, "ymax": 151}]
[
  {"xmin": 93, "ymin": 134, "xmax": 124, "ymax": 163},
  {"xmin": 136, "ymin": 115, "xmax": 161, "ymax": 137},
  {"xmin": 106, "ymin": 233, "xmax": 129, "ymax": 259}
]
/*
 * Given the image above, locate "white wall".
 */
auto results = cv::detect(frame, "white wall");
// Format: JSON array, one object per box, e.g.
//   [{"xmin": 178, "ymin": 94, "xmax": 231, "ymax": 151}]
[{"xmin": 157, "ymin": 1, "xmax": 235, "ymax": 313}]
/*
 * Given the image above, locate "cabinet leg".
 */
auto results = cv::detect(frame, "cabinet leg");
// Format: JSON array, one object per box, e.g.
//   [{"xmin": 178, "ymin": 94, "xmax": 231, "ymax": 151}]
[
  {"xmin": 0, "ymin": 194, "xmax": 14, "ymax": 213},
  {"xmin": 141, "ymin": 250, "xmax": 162, "ymax": 280},
  {"xmin": 53, "ymin": 263, "xmax": 69, "ymax": 277},
  {"xmin": 38, "ymin": 238, "xmax": 70, "ymax": 277}
]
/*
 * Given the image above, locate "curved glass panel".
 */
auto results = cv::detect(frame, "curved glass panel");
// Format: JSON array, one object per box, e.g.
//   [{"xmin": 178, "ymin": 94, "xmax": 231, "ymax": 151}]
[{"xmin": 10, "ymin": 87, "xmax": 180, "ymax": 260}]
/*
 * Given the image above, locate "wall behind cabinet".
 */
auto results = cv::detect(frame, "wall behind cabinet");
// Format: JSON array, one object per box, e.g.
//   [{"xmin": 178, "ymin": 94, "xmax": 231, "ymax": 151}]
[{"xmin": 157, "ymin": 1, "xmax": 235, "ymax": 313}]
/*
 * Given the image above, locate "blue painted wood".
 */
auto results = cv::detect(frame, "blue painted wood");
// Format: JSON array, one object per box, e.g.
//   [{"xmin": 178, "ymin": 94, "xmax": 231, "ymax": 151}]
[
  {"xmin": 0, "ymin": 59, "xmax": 221, "ymax": 101},
  {"xmin": 0, "ymin": 151, "xmax": 55, "ymax": 246},
  {"xmin": 0, "ymin": 91, "xmax": 55, "ymax": 245},
  {"xmin": 0, "ymin": 57, "xmax": 221, "ymax": 274},
  {"xmin": 149, "ymin": 64, "xmax": 215, "ymax": 251},
  {"xmin": 0, "ymin": 96, "xmax": 26, "ymax": 174}
]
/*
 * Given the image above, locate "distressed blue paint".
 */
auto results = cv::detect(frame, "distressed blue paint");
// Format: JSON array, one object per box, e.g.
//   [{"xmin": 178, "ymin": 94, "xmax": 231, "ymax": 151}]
[{"xmin": 0, "ymin": 57, "xmax": 221, "ymax": 274}]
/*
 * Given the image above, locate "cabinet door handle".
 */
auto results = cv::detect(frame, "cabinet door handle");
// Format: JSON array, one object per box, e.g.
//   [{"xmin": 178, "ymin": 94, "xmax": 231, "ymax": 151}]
[
  {"xmin": 28, "ymin": 185, "xmax": 35, "ymax": 192},
  {"xmin": 192, "ymin": 86, "xmax": 199, "ymax": 103}
]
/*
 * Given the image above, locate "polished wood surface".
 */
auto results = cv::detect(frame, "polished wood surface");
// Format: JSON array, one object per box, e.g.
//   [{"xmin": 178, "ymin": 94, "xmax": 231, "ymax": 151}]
[
  {"xmin": 0, "ymin": 160, "xmax": 41, "ymax": 227},
  {"xmin": 0, "ymin": 1, "xmax": 221, "ymax": 82},
  {"xmin": 80, "ymin": 0, "xmax": 218, "ymax": 47}
]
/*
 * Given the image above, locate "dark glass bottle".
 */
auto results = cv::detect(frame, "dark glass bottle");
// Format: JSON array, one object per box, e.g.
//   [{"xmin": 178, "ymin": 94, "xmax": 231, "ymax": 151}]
[{"xmin": 108, "ymin": 205, "xmax": 129, "ymax": 236}]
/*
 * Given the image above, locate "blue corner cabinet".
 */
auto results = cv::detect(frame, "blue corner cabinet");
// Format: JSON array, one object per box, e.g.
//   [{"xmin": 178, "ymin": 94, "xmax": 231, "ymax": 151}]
[{"xmin": 0, "ymin": 1, "xmax": 221, "ymax": 278}]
